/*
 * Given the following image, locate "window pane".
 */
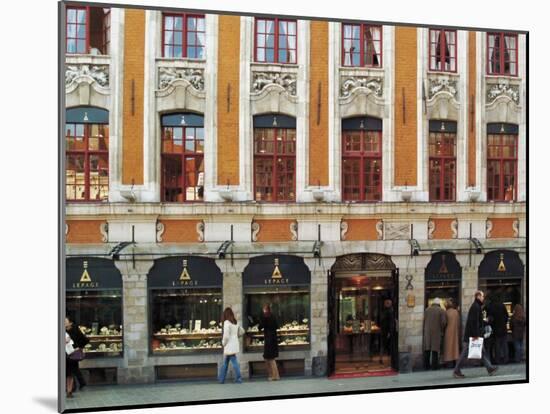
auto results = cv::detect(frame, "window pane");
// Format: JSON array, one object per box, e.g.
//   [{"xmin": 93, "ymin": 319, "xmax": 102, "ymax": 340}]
[
  {"xmin": 266, "ymin": 48, "xmax": 274, "ymax": 63},
  {"xmin": 266, "ymin": 33, "xmax": 275, "ymax": 48},
  {"xmin": 77, "ymin": 9, "xmax": 86, "ymax": 24},
  {"xmin": 174, "ymin": 46, "xmax": 182, "ymax": 58},
  {"xmin": 257, "ymin": 48, "xmax": 265, "ymax": 62},
  {"xmin": 174, "ymin": 31, "xmax": 182, "ymax": 46},
  {"xmin": 67, "ymin": 9, "xmax": 77, "ymax": 23},
  {"xmin": 77, "ymin": 24, "xmax": 86, "ymax": 38},
  {"xmin": 165, "ymin": 16, "xmax": 174, "ymax": 30},
  {"xmin": 164, "ymin": 45, "xmax": 173, "ymax": 57},
  {"xmin": 279, "ymin": 49, "xmax": 288, "ymax": 63},
  {"xmin": 77, "ymin": 39, "xmax": 86, "ymax": 53},
  {"xmin": 187, "ymin": 17, "xmax": 196, "ymax": 31},
  {"xmin": 196, "ymin": 17, "xmax": 205, "ymax": 32},
  {"xmin": 67, "ymin": 24, "xmax": 76, "ymax": 38},
  {"xmin": 257, "ymin": 20, "xmax": 265, "ymax": 33},
  {"xmin": 174, "ymin": 16, "xmax": 183, "ymax": 30},
  {"xmin": 67, "ymin": 39, "xmax": 76, "ymax": 53}
]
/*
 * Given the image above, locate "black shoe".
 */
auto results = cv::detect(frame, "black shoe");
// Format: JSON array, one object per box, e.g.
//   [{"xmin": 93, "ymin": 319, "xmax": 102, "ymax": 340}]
[
  {"xmin": 488, "ymin": 366, "xmax": 498, "ymax": 376},
  {"xmin": 453, "ymin": 371, "xmax": 465, "ymax": 379}
]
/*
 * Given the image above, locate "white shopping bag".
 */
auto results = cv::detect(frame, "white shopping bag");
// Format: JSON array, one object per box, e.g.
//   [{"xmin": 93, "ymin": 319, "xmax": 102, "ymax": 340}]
[{"xmin": 468, "ymin": 337, "xmax": 484, "ymax": 359}]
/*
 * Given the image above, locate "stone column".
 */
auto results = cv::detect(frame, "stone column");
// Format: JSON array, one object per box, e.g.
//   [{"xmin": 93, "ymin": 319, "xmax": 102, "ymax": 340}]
[
  {"xmin": 394, "ymin": 255, "xmax": 428, "ymax": 370},
  {"xmin": 217, "ymin": 258, "xmax": 248, "ymax": 378},
  {"xmin": 304, "ymin": 258, "xmax": 333, "ymax": 376},
  {"xmin": 461, "ymin": 265, "xmax": 479, "ymax": 326},
  {"xmin": 115, "ymin": 259, "xmax": 155, "ymax": 384}
]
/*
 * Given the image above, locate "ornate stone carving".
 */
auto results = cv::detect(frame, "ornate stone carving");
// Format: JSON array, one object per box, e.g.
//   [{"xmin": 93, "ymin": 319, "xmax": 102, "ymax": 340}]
[
  {"xmin": 340, "ymin": 76, "xmax": 383, "ymax": 98},
  {"xmin": 196, "ymin": 221, "xmax": 205, "ymax": 242},
  {"xmin": 427, "ymin": 77, "xmax": 458, "ymax": 100},
  {"xmin": 376, "ymin": 220, "xmax": 384, "ymax": 240},
  {"xmin": 486, "ymin": 81, "xmax": 520, "ymax": 105},
  {"xmin": 66, "ymin": 65, "xmax": 109, "ymax": 87},
  {"xmin": 384, "ymin": 222, "xmax": 411, "ymax": 240},
  {"xmin": 251, "ymin": 221, "xmax": 261, "ymax": 242},
  {"xmin": 513, "ymin": 219, "xmax": 519, "ymax": 238},
  {"xmin": 158, "ymin": 66, "xmax": 204, "ymax": 91},
  {"xmin": 428, "ymin": 220, "xmax": 436, "ymax": 240},
  {"xmin": 340, "ymin": 220, "xmax": 348, "ymax": 241},
  {"xmin": 290, "ymin": 221, "xmax": 298, "ymax": 241},
  {"xmin": 332, "ymin": 253, "xmax": 396, "ymax": 272},
  {"xmin": 251, "ymin": 71, "xmax": 297, "ymax": 96},
  {"xmin": 156, "ymin": 221, "xmax": 165, "ymax": 243},
  {"xmin": 99, "ymin": 222, "xmax": 109, "ymax": 243},
  {"xmin": 451, "ymin": 219, "xmax": 458, "ymax": 239},
  {"xmin": 486, "ymin": 219, "xmax": 493, "ymax": 239}
]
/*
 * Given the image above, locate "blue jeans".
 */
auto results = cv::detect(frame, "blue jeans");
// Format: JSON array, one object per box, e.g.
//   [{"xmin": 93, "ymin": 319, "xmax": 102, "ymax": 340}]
[
  {"xmin": 218, "ymin": 354, "xmax": 242, "ymax": 384},
  {"xmin": 513, "ymin": 339, "xmax": 524, "ymax": 362}
]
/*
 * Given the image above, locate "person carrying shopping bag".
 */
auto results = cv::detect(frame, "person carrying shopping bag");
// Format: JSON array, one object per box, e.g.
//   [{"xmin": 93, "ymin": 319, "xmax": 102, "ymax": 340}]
[{"xmin": 218, "ymin": 307, "xmax": 244, "ymax": 384}]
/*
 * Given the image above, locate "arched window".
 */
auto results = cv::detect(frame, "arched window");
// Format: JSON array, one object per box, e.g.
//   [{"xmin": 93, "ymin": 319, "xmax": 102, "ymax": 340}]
[
  {"xmin": 342, "ymin": 117, "xmax": 382, "ymax": 201},
  {"xmin": 253, "ymin": 114, "xmax": 296, "ymax": 202},
  {"xmin": 429, "ymin": 121, "xmax": 457, "ymax": 201},
  {"xmin": 161, "ymin": 113, "xmax": 204, "ymax": 202},
  {"xmin": 487, "ymin": 123, "xmax": 518, "ymax": 201},
  {"xmin": 65, "ymin": 107, "xmax": 109, "ymax": 201}
]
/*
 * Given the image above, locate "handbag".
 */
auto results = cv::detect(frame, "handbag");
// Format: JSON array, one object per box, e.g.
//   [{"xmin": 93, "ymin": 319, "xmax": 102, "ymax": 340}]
[
  {"xmin": 467, "ymin": 337, "xmax": 484, "ymax": 359},
  {"xmin": 69, "ymin": 349, "xmax": 84, "ymax": 361}
]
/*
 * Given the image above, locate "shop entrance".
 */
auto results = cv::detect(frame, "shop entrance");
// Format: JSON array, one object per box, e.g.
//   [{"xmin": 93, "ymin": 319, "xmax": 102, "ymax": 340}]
[{"xmin": 328, "ymin": 254, "xmax": 398, "ymax": 377}]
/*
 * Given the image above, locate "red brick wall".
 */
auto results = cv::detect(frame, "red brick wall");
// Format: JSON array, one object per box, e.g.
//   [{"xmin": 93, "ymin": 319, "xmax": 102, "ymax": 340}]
[
  {"xmin": 254, "ymin": 219, "xmax": 295, "ymax": 242},
  {"xmin": 344, "ymin": 219, "xmax": 380, "ymax": 241},
  {"xmin": 160, "ymin": 220, "xmax": 203, "ymax": 243}
]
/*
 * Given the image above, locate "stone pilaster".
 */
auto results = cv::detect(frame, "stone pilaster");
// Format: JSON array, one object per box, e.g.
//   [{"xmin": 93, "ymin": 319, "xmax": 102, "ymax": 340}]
[
  {"xmin": 115, "ymin": 259, "xmax": 155, "ymax": 384},
  {"xmin": 217, "ymin": 258, "xmax": 247, "ymax": 378},
  {"xmin": 461, "ymin": 266, "xmax": 479, "ymax": 326}
]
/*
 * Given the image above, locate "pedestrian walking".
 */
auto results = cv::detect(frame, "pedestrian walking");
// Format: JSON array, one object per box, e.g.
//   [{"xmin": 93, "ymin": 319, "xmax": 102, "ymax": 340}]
[
  {"xmin": 486, "ymin": 294, "xmax": 509, "ymax": 364},
  {"xmin": 65, "ymin": 316, "xmax": 89, "ymax": 395},
  {"xmin": 423, "ymin": 298, "xmax": 447, "ymax": 370},
  {"xmin": 218, "ymin": 307, "xmax": 244, "ymax": 384},
  {"xmin": 379, "ymin": 298, "xmax": 396, "ymax": 365},
  {"xmin": 443, "ymin": 298, "xmax": 461, "ymax": 367},
  {"xmin": 259, "ymin": 304, "xmax": 280, "ymax": 381},
  {"xmin": 453, "ymin": 291, "xmax": 498, "ymax": 378},
  {"xmin": 510, "ymin": 304, "xmax": 526, "ymax": 363}
]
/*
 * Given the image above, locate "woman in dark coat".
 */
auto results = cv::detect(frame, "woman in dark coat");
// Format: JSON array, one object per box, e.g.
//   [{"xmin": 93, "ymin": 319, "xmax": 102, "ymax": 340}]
[
  {"xmin": 258, "ymin": 304, "xmax": 280, "ymax": 381},
  {"xmin": 510, "ymin": 304, "xmax": 526, "ymax": 362},
  {"xmin": 65, "ymin": 316, "xmax": 90, "ymax": 397}
]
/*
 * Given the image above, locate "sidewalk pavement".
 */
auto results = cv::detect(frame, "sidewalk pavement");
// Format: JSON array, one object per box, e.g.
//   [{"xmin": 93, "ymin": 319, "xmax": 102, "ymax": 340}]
[{"xmin": 64, "ymin": 363, "xmax": 527, "ymax": 412}]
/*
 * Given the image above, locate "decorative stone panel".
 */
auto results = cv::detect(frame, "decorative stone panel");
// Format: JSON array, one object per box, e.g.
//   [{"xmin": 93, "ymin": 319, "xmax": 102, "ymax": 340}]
[
  {"xmin": 384, "ymin": 222, "xmax": 411, "ymax": 240},
  {"xmin": 66, "ymin": 220, "xmax": 106, "ymax": 244},
  {"xmin": 487, "ymin": 217, "xmax": 517, "ymax": 239},
  {"xmin": 66, "ymin": 64, "xmax": 110, "ymax": 88},
  {"xmin": 341, "ymin": 219, "xmax": 382, "ymax": 241},
  {"xmin": 157, "ymin": 66, "xmax": 205, "ymax": 92},
  {"xmin": 486, "ymin": 80, "xmax": 520, "ymax": 105},
  {"xmin": 157, "ymin": 220, "xmax": 205, "ymax": 243}
]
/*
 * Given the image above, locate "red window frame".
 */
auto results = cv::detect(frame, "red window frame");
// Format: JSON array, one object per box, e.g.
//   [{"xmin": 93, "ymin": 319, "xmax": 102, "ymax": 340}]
[
  {"xmin": 487, "ymin": 133, "xmax": 518, "ymax": 201},
  {"xmin": 66, "ymin": 6, "xmax": 89, "ymax": 54},
  {"xmin": 66, "ymin": 123, "xmax": 109, "ymax": 202},
  {"xmin": 162, "ymin": 13, "xmax": 206, "ymax": 59},
  {"xmin": 341, "ymin": 23, "xmax": 383, "ymax": 68},
  {"xmin": 341, "ymin": 129, "xmax": 382, "ymax": 201},
  {"xmin": 102, "ymin": 9, "xmax": 111, "ymax": 55},
  {"xmin": 254, "ymin": 127, "xmax": 296, "ymax": 202},
  {"xmin": 487, "ymin": 32, "xmax": 518, "ymax": 76},
  {"xmin": 428, "ymin": 29, "xmax": 457, "ymax": 73},
  {"xmin": 161, "ymin": 125, "xmax": 204, "ymax": 202},
  {"xmin": 254, "ymin": 18, "xmax": 297, "ymax": 64},
  {"xmin": 428, "ymin": 131, "xmax": 457, "ymax": 201}
]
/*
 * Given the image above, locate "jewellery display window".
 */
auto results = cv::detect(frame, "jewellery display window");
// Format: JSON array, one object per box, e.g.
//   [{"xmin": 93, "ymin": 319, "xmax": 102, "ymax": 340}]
[
  {"xmin": 66, "ymin": 289, "xmax": 123, "ymax": 358},
  {"xmin": 150, "ymin": 288, "xmax": 223, "ymax": 354},
  {"xmin": 244, "ymin": 286, "xmax": 311, "ymax": 352},
  {"xmin": 480, "ymin": 278, "xmax": 523, "ymax": 333}
]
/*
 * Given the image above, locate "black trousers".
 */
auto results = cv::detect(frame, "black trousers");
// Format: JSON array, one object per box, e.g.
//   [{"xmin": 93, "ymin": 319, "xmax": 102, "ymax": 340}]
[{"xmin": 424, "ymin": 350, "xmax": 440, "ymax": 370}]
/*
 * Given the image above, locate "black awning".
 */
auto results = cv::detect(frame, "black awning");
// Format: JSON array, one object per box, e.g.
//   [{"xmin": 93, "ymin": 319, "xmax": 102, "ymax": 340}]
[
  {"xmin": 148, "ymin": 256, "xmax": 222, "ymax": 289},
  {"xmin": 479, "ymin": 250, "xmax": 524, "ymax": 279},
  {"xmin": 253, "ymin": 114, "xmax": 296, "ymax": 128},
  {"xmin": 243, "ymin": 254, "xmax": 311, "ymax": 287},
  {"xmin": 342, "ymin": 116, "xmax": 382, "ymax": 131},
  {"xmin": 487, "ymin": 123, "xmax": 519, "ymax": 134},
  {"xmin": 425, "ymin": 251, "xmax": 462, "ymax": 282},
  {"xmin": 161, "ymin": 113, "xmax": 204, "ymax": 127},
  {"xmin": 66, "ymin": 257, "xmax": 122, "ymax": 291},
  {"xmin": 429, "ymin": 120, "xmax": 457, "ymax": 133}
]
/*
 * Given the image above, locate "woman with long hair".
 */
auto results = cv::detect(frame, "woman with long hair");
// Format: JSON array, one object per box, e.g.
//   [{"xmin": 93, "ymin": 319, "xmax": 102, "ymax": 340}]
[
  {"xmin": 65, "ymin": 316, "xmax": 89, "ymax": 398},
  {"xmin": 442, "ymin": 298, "xmax": 460, "ymax": 367},
  {"xmin": 218, "ymin": 307, "xmax": 244, "ymax": 384},
  {"xmin": 511, "ymin": 304, "xmax": 526, "ymax": 363},
  {"xmin": 259, "ymin": 304, "xmax": 280, "ymax": 381}
]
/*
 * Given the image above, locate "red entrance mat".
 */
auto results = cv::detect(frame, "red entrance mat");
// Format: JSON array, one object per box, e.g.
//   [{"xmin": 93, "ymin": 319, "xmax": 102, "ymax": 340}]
[{"xmin": 329, "ymin": 369, "xmax": 398, "ymax": 380}]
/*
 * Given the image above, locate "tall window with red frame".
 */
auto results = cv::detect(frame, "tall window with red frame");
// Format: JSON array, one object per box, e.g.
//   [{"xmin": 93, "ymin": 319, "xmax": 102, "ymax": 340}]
[
  {"xmin": 161, "ymin": 113, "xmax": 204, "ymax": 202},
  {"xmin": 429, "ymin": 29, "xmax": 456, "ymax": 72},
  {"xmin": 342, "ymin": 23, "xmax": 382, "ymax": 67},
  {"xmin": 66, "ymin": 107, "xmax": 109, "ymax": 202},
  {"xmin": 254, "ymin": 115, "xmax": 296, "ymax": 202},
  {"xmin": 66, "ymin": 7, "xmax": 111, "ymax": 55},
  {"xmin": 487, "ymin": 33, "xmax": 518, "ymax": 76},
  {"xmin": 487, "ymin": 123, "xmax": 518, "ymax": 201},
  {"xmin": 342, "ymin": 117, "xmax": 382, "ymax": 201},
  {"xmin": 255, "ymin": 18, "xmax": 297, "ymax": 64},
  {"xmin": 428, "ymin": 121, "xmax": 457, "ymax": 202},
  {"xmin": 162, "ymin": 14, "xmax": 206, "ymax": 59}
]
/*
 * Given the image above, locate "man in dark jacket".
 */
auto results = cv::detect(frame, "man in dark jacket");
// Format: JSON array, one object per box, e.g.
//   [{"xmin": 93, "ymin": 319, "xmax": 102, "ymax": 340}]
[
  {"xmin": 66, "ymin": 316, "xmax": 90, "ymax": 390},
  {"xmin": 379, "ymin": 299, "xmax": 396, "ymax": 366},
  {"xmin": 453, "ymin": 291, "xmax": 498, "ymax": 378},
  {"xmin": 486, "ymin": 296, "xmax": 509, "ymax": 364}
]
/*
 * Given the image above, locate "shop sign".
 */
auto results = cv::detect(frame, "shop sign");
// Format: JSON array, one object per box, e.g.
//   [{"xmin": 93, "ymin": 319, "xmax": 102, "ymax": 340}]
[
  {"xmin": 148, "ymin": 256, "xmax": 222, "ymax": 289},
  {"xmin": 243, "ymin": 255, "xmax": 310, "ymax": 287},
  {"xmin": 263, "ymin": 258, "xmax": 290, "ymax": 285},
  {"xmin": 72, "ymin": 261, "xmax": 100, "ymax": 289},
  {"xmin": 171, "ymin": 259, "xmax": 199, "ymax": 287},
  {"xmin": 66, "ymin": 257, "xmax": 122, "ymax": 291},
  {"xmin": 479, "ymin": 250, "xmax": 524, "ymax": 279},
  {"xmin": 425, "ymin": 252, "xmax": 462, "ymax": 282}
]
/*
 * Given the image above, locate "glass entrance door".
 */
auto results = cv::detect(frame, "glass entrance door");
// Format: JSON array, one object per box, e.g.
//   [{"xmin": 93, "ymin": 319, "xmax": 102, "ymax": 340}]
[{"xmin": 333, "ymin": 275, "xmax": 395, "ymax": 375}]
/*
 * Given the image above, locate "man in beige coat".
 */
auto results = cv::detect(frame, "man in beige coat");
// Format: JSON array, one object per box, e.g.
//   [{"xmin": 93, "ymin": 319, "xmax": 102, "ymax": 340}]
[
  {"xmin": 443, "ymin": 298, "xmax": 461, "ymax": 366},
  {"xmin": 423, "ymin": 297, "xmax": 447, "ymax": 370}
]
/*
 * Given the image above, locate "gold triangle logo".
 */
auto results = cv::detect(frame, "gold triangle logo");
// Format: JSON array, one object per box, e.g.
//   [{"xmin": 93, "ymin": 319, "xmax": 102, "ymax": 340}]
[
  {"xmin": 80, "ymin": 261, "xmax": 92, "ymax": 283},
  {"xmin": 179, "ymin": 259, "xmax": 192, "ymax": 281},
  {"xmin": 272, "ymin": 258, "xmax": 283, "ymax": 279},
  {"xmin": 439, "ymin": 255, "xmax": 448, "ymax": 274},
  {"xmin": 497, "ymin": 253, "xmax": 507, "ymax": 272}
]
